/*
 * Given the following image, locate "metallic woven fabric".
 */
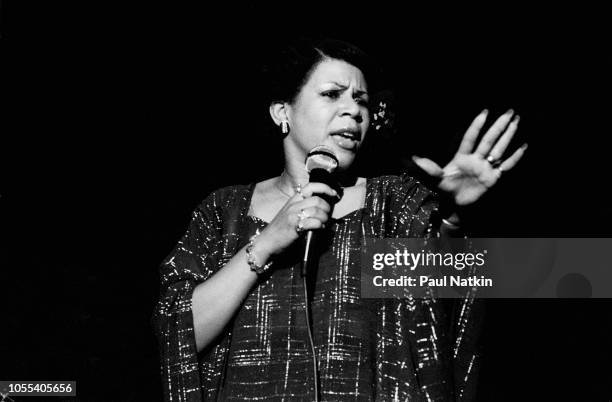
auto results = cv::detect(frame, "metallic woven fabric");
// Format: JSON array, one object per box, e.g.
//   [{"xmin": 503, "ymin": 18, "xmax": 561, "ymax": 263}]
[{"xmin": 153, "ymin": 175, "xmax": 481, "ymax": 401}]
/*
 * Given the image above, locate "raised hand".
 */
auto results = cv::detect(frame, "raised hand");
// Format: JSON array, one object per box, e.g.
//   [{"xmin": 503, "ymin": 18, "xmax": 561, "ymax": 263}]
[{"xmin": 412, "ymin": 109, "xmax": 527, "ymax": 206}]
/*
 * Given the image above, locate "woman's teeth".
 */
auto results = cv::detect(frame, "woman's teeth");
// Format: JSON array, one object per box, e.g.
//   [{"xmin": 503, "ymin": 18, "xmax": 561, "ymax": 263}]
[
  {"xmin": 333, "ymin": 134, "xmax": 358, "ymax": 150},
  {"xmin": 334, "ymin": 132, "xmax": 357, "ymax": 140}
]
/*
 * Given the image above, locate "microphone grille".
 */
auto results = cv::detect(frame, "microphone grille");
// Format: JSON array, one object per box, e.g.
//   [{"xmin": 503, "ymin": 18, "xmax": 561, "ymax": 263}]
[{"xmin": 305, "ymin": 145, "xmax": 338, "ymax": 173}]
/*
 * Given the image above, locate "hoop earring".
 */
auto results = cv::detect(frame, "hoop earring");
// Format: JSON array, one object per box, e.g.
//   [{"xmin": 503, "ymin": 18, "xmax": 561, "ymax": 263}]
[{"xmin": 280, "ymin": 121, "xmax": 289, "ymax": 134}]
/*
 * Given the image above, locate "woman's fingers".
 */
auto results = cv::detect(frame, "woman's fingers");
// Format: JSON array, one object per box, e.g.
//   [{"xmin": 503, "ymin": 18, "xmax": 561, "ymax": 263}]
[
  {"xmin": 299, "ymin": 182, "xmax": 338, "ymax": 199},
  {"xmin": 474, "ymin": 109, "xmax": 515, "ymax": 156},
  {"xmin": 298, "ymin": 206, "xmax": 329, "ymax": 223},
  {"xmin": 412, "ymin": 156, "xmax": 444, "ymax": 177},
  {"xmin": 499, "ymin": 143, "xmax": 528, "ymax": 172},
  {"xmin": 291, "ymin": 204, "xmax": 329, "ymax": 233},
  {"xmin": 457, "ymin": 109, "xmax": 488, "ymax": 155},
  {"xmin": 296, "ymin": 196, "xmax": 331, "ymax": 213},
  {"xmin": 487, "ymin": 115, "xmax": 520, "ymax": 161},
  {"xmin": 296, "ymin": 217, "xmax": 327, "ymax": 231}
]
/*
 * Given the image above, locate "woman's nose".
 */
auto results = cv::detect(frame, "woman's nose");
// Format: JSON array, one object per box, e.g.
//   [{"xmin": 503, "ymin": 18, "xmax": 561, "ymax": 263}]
[{"xmin": 340, "ymin": 97, "xmax": 363, "ymax": 122}]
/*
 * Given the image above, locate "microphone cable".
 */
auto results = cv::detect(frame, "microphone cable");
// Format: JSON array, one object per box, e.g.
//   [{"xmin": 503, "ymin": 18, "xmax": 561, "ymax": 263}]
[
  {"xmin": 302, "ymin": 263, "xmax": 320, "ymax": 402},
  {"xmin": 300, "ymin": 144, "xmax": 339, "ymax": 402}
]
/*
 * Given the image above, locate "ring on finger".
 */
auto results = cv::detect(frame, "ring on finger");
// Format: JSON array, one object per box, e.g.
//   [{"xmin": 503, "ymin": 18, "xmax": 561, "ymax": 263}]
[
  {"xmin": 296, "ymin": 221, "xmax": 305, "ymax": 233},
  {"xmin": 294, "ymin": 184, "xmax": 303, "ymax": 198},
  {"xmin": 486, "ymin": 155, "xmax": 502, "ymax": 168},
  {"xmin": 298, "ymin": 209, "xmax": 309, "ymax": 221},
  {"xmin": 296, "ymin": 209, "xmax": 308, "ymax": 233},
  {"xmin": 495, "ymin": 166, "xmax": 504, "ymax": 177}
]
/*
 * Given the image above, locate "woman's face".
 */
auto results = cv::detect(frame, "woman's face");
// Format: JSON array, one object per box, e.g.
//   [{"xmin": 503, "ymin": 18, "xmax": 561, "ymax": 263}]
[{"xmin": 285, "ymin": 58, "xmax": 370, "ymax": 170}]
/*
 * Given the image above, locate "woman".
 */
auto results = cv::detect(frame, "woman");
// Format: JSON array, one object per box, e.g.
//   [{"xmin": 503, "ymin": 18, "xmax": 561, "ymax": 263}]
[{"xmin": 153, "ymin": 38, "xmax": 526, "ymax": 401}]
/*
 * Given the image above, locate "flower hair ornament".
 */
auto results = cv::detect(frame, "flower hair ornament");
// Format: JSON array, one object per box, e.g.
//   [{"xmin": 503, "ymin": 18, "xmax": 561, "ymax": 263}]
[{"xmin": 370, "ymin": 89, "xmax": 396, "ymax": 138}]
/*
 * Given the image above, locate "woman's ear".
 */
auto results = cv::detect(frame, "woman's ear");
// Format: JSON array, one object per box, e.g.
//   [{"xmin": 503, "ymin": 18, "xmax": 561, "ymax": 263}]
[{"xmin": 269, "ymin": 101, "xmax": 289, "ymax": 126}]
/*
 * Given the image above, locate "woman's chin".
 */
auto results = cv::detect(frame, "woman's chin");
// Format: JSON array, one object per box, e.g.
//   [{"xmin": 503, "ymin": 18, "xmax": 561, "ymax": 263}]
[{"xmin": 335, "ymin": 153, "xmax": 358, "ymax": 172}]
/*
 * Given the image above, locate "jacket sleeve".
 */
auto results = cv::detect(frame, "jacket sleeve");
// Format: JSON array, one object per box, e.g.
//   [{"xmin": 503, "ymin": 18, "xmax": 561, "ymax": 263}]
[
  {"xmin": 398, "ymin": 174, "xmax": 484, "ymax": 401},
  {"xmin": 152, "ymin": 193, "xmax": 224, "ymax": 402}
]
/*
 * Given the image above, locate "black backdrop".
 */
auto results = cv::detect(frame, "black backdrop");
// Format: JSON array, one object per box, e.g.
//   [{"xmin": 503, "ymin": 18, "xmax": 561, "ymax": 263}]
[{"xmin": 2, "ymin": 3, "xmax": 611, "ymax": 401}]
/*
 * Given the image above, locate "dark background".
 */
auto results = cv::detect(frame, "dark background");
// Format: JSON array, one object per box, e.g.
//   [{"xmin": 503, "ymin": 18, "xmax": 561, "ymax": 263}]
[{"xmin": 1, "ymin": 2, "xmax": 611, "ymax": 401}]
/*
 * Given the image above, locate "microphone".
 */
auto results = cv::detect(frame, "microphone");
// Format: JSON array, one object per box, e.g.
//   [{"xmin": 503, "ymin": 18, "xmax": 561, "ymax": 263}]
[{"xmin": 302, "ymin": 145, "xmax": 340, "ymax": 276}]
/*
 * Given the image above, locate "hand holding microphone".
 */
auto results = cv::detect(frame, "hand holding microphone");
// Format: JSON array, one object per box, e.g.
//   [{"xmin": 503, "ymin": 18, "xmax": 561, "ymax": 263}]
[
  {"xmin": 253, "ymin": 146, "xmax": 340, "ymax": 269},
  {"xmin": 302, "ymin": 146, "xmax": 340, "ymax": 275}
]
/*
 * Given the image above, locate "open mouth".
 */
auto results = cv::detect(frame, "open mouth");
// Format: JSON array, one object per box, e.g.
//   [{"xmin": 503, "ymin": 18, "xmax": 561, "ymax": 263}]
[
  {"xmin": 330, "ymin": 129, "xmax": 361, "ymax": 151},
  {"xmin": 330, "ymin": 129, "xmax": 361, "ymax": 142}
]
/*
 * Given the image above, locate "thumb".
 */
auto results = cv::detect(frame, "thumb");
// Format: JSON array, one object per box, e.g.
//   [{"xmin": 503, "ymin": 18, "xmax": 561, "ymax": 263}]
[{"xmin": 412, "ymin": 156, "xmax": 444, "ymax": 177}]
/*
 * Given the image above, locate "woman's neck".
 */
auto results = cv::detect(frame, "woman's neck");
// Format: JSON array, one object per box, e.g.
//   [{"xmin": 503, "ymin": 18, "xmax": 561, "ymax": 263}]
[
  {"xmin": 276, "ymin": 170, "xmax": 303, "ymax": 195},
  {"xmin": 279, "ymin": 165, "xmax": 360, "ymax": 194},
  {"xmin": 277, "ymin": 157, "xmax": 308, "ymax": 197},
  {"xmin": 279, "ymin": 145, "xmax": 360, "ymax": 195}
]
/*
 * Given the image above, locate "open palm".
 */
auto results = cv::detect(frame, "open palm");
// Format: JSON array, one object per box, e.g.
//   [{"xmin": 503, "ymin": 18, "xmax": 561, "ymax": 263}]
[{"xmin": 413, "ymin": 109, "xmax": 528, "ymax": 206}]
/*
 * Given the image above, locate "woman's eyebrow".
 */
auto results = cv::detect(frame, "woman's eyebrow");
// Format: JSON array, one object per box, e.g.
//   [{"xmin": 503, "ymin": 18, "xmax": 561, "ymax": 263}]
[{"xmin": 327, "ymin": 82, "xmax": 369, "ymax": 96}]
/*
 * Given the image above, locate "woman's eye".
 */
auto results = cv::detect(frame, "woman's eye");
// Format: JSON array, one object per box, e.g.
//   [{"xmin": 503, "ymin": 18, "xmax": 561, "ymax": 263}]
[
  {"xmin": 322, "ymin": 91, "xmax": 369, "ymax": 107},
  {"xmin": 322, "ymin": 90, "xmax": 340, "ymax": 99}
]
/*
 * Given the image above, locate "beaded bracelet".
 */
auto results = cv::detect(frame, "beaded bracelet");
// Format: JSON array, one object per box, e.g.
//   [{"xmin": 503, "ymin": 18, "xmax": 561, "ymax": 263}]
[{"xmin": 246, "ymin": 230, "xmax": 273, "ymax": 275}]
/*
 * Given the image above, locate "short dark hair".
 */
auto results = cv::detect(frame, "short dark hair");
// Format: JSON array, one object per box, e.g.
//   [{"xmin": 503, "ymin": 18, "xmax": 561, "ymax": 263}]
[{"xmin": 263, "ymin": 37, "xmax": 380, "ymax": 105}]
